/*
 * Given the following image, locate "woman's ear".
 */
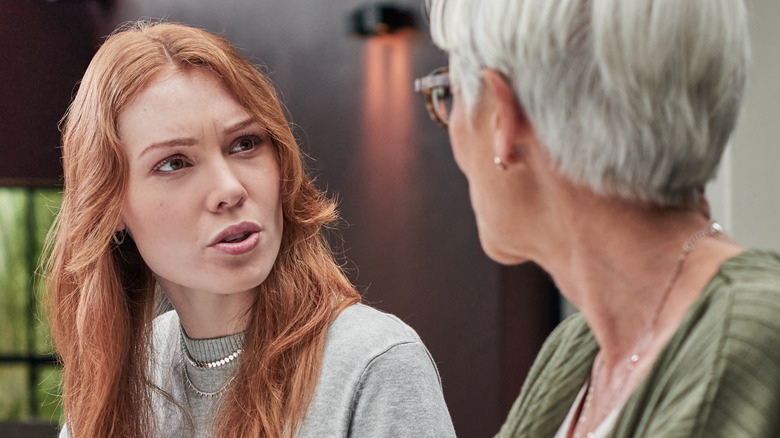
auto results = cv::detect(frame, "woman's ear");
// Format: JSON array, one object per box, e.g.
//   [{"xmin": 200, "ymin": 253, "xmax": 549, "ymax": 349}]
[{"xmin": 481, "ymin": 68, "xmax": 535, "ymax": 167}]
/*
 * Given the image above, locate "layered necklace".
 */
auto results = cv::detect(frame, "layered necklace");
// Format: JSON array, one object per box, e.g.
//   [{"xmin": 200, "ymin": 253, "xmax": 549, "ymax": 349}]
[
  {"xmin": 180, "ymin": 330, "xmax": 243, "ymax": 398},
  {"xmin": 572, "ymin": 221, "xmax": 724, "ymax": 438}
]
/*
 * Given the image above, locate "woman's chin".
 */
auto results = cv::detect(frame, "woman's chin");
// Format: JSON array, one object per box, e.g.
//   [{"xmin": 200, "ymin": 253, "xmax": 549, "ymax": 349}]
[{"xmin": 479, "ymin": 237, "xmax": 527, "ymax": 266}]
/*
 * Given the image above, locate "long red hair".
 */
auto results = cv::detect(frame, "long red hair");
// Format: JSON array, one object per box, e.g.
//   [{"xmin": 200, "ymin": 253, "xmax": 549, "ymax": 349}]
[{"xmin": 46, "ymin": 21, "xmax": 359, "ymax": 437}]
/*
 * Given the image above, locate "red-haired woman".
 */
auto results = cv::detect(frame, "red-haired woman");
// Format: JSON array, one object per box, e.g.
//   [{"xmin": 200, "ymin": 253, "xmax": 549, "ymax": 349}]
[{"xmin": 47, "ymin": 21, "xmax": 455, "ymax": 438}]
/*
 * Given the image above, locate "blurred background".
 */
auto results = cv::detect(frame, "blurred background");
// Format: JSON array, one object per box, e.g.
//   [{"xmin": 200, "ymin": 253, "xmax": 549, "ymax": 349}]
[{"xmin": 1, "ymin": 0, "xmax": 778, "ymax": 437}]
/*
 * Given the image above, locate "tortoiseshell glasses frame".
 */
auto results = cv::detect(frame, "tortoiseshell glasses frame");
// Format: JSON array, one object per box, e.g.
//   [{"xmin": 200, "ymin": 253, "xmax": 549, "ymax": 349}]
[{"xmin": 414, "ymin": 66, "xmax": 451, "ymax": 129}]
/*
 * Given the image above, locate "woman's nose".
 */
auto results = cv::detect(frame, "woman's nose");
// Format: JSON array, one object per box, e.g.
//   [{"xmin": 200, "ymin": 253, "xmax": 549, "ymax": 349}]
[{"xmin": 206, "ymin": 159, "xmax": 247, "ymax": 212}]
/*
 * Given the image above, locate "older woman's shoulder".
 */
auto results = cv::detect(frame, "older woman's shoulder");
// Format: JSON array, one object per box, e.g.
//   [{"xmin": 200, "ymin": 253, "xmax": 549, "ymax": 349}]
[
  {"xmin": 715, "ymin": 249, "xmax": 780, "ymax": 286},
  {"xmin": 694, "ymin": 250, "xmax": 780, "ymax": 356},
  {"xmin": 675, "ymin": 250, "xmax": 780, "ymax": 436},
  {"xmin": 708, "ymin": 249, "xmax": 780, "ymax": 326}
]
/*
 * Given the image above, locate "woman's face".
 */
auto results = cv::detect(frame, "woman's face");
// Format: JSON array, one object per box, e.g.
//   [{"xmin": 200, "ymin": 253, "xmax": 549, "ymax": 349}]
[
  {"xmin": 117, "ymin": 68, "xmax": 284, "ymax": 299},
  {"xmin": 447, "ymin": 72, "xmax": 529, "ymax": 265}
]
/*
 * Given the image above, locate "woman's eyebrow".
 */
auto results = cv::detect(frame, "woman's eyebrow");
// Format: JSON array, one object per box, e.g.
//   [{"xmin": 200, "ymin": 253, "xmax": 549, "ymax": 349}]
[
  {"xmin": 138, "ymin": 138, "xmax": 197, "ymax": 159},
  {"xmin": 224, "ymin": 118, "xmax": 258, "ymax": 135},
  {"xmin": 136, "ymin": 119, "xmax": 258, "ymax": 159}
]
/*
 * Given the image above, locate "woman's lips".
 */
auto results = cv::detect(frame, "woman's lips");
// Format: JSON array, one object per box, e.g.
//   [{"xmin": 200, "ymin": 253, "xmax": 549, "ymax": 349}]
[
  {"xmin": 209, "ymin": 222, "xmax": 262, "ymax": 255},
  {"xmin": 211, "ymin": 231, "xmax": 260, "ymax": 255}
]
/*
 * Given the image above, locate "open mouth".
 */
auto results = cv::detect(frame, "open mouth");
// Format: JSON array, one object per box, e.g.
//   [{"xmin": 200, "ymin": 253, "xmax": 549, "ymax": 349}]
[
  {"xmin": 222, "ymin": 232, "xmax": 251, "ymax": 243},
  {"xmin": 210, "ymin": 222, "xmax": 262, "ymax": 255}
]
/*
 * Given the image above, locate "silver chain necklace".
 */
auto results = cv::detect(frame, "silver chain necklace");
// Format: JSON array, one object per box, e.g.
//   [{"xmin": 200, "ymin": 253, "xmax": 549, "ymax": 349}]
[
  {"xmin": 179, "ymin": 329, "xmax": 243, "ymax": 398},
  {"xmin": 573, "ymin": 221, "xmax": 724, "ymax": 438},
  {"xmin": 182, "ymin": 362, "xmax": 235, "ymax": 399}
]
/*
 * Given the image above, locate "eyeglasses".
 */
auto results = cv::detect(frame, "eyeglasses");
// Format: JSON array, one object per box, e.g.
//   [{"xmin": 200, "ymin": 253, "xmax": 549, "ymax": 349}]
[{"xmin": 414, "ymin": 66, "xmax": 452, "ymax": 129}]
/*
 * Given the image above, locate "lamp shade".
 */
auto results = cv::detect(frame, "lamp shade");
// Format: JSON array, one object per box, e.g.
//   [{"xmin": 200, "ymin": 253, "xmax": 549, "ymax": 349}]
[{"xmin": 349, "ymin": 3, "xmax": 415, "ymax": 37}]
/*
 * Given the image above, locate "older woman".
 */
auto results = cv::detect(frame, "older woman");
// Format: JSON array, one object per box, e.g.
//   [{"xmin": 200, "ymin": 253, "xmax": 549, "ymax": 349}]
[{"xmin": 417, "ymin": 0, "xmax": 780, "ymax": 437}]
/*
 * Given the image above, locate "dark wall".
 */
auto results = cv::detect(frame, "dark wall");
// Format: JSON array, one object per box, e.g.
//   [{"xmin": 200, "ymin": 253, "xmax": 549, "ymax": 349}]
[
  {"xmin": 2, "ymin": 1, "xmax": 559, "ymax": 436},
  {"xmin": 0, "ymin": 1, "xmax": 103, "ymax": 186}
]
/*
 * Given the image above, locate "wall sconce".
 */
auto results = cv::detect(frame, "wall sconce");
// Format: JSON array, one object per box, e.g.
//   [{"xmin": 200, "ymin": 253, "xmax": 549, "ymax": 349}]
[
  {"xmin": 44, "ymin": 0, "xmax": 115, "ymax": 5},
  {"xmin": 349, "ymin": 3, "xmax": 416, "ymax": 37}
]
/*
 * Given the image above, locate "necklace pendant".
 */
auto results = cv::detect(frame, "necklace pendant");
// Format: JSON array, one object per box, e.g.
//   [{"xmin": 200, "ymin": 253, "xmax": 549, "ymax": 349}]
[
  {"xmin": 711, "ymin": 221, "xmax": 723, "ymax": 234},
  {"xmin": 625, "ymin": 353, "xmax": 639, "ymax": 371}
]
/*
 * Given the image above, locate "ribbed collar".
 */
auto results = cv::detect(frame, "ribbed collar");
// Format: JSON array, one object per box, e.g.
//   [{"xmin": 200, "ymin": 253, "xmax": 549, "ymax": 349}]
[{"xmin": 180, "ymin": 327, "xmax": 245, "ymax": 363}]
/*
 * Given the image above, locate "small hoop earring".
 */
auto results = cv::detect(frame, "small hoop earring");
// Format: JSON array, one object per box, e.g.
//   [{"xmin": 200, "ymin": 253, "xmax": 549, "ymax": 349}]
[
  {"xmin": 112, "ymin": 230, "xmax": 127, "ymax": 245},
  {"xmin": 493, "ymin": 156, "xmax": 506, "ymax": 171}
]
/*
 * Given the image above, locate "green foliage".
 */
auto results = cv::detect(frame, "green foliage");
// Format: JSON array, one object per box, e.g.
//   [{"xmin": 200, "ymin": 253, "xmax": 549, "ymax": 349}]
[
  {"xmin": 0, "ymin": 366, "xmax": 28, "ymax": 419},
  {"xmin": 0, "ymin": 188, "xmax": 62, "ymax": 421},
  {"xmin": 37, "ymin": 366, "xmax": 64, "ymax": 423},
  {"xmin": 0, "ymin": 189, "xmax": 29, "ymax": 354},
  {"xmin": 33, "ymin": 190, "xmax": 62, "ymax": 355}
]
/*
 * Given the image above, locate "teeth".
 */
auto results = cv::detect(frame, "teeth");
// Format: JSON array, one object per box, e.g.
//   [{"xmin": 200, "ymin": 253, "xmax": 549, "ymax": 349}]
[{"xmin": 223, "ymin": 232, "xmax": 249, "ymax": 243}]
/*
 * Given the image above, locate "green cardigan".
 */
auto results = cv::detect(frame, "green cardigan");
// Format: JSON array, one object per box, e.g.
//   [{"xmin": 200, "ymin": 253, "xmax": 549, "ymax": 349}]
[{"xmin": 497, "ymin": 249, "xmax": 780, "ymax": 438}]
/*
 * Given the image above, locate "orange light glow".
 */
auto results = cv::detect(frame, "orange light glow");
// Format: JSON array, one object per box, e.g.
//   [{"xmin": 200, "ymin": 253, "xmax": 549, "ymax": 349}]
[{"xmin": 359, "ymin": 34, "xmax": 419, "ymax": 237}]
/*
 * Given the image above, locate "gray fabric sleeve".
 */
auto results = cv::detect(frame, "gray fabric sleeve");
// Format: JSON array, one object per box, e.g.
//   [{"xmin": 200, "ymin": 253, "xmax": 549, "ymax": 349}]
[{"xmin": 349, "ymin": 341, "xmax": 456, "ymax": 438}]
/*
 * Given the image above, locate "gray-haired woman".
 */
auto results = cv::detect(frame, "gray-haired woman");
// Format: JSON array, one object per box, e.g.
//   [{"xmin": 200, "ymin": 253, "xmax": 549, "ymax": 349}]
[{"xmin": 416, "ymin": 0, "xmax": 780, "ymax": 437}]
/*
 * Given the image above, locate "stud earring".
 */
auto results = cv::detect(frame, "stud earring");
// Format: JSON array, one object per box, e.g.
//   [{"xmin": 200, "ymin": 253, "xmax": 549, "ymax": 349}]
[
  {"xmin": 493, "ymin": 156, "xmax": 506, "ymax": 171},
  {"xmin": 112, "ymin": 230, "xmax": 127, "ymax": 245}
]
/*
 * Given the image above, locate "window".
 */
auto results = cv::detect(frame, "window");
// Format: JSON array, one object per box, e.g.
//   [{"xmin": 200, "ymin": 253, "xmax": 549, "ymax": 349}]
[{"xmin": 0, "ymin": 188, "xmax": 63, "ymax": 423}]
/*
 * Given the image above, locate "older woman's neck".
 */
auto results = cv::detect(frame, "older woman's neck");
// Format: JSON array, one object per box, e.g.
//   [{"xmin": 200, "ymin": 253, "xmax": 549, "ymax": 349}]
[{"xmin": 538, "ymin": 185, "xmax": 742, "ymax": 363}]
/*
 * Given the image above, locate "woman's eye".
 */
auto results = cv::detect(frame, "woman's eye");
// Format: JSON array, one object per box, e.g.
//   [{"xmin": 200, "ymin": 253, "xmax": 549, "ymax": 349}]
[
  {"xmin": 153, "ymin": 155, "xmax": 190, "ymax": 172},
  {"xmin": 230, "ymin": 135, "xmax": 262, "ymax": 154}
]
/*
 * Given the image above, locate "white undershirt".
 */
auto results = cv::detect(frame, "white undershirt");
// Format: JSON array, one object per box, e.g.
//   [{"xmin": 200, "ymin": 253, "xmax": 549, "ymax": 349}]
[{"xmin": 554, "ymin": 382, "xmax": 620, "ymax": 438}]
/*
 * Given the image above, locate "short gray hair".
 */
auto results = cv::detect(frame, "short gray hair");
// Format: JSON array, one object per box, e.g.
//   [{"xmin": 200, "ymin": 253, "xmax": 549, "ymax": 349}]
[{"xmin": 429, "ymin": 0, "xmax": 749, "ymax": 207}]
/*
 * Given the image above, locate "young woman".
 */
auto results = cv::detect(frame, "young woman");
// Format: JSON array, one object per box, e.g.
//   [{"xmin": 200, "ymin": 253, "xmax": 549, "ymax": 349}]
[{"xmin": 48, "ymin": 21, "xmax": 455, "ymax": 438}]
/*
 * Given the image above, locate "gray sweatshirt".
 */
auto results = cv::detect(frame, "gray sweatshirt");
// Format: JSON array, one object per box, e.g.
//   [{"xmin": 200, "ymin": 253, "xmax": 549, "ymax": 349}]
[{"xmin": 60, "ymin": 303, "xmax": 456, "ymax": 437}]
